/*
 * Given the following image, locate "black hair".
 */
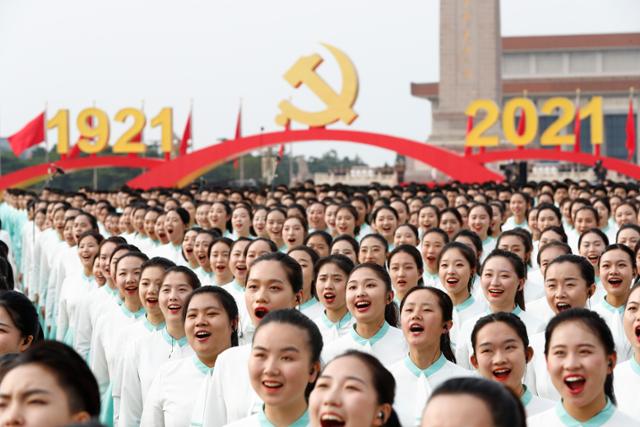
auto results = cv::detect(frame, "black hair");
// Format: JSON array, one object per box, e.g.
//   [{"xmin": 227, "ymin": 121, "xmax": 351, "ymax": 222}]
[
  {"xmin": 304, "ymin": 230, "xmax": 333, "ymax": 250},
  {"xmin": 77, "ymin": 230, "xmax": 104, "ymax": 246},
  {"xmin": 8, "ymin": 341, "xmax": 100, "ymax": 417},
  {"xmin": 208, "ymin": 237, "xmax": 233, "ymax": 259},
  {"xmin": 471, "ymin": 312, "xmax": 530, "ymax": 362},
  {"xmin": 329, "ymin": 350, "xmax": 401, "ymax": 427},
  {"xmin": 539, "ymin": 225, "xmax": 568, "ymax": 243},
  {"xmin": 336, "ymin": 204, "xmax": 361, "ymax": 236},
  {"xmin": 115, "ymin": 251, "xmax": 149, "ymax": 274},
  {"xmin": 141, "ymin": 257, "xmax": 176, "ymax": 275},
  {"xmin": 109, "ymin": 243, "xmax": 141, "ymax": 264},
  {"xmin": 599, "ymin": 243, "xmax": 637, "ymax": 274},
  {"xmin": 421, "ymin": 227, "xmax": 450, "ymax": 245},
  {"xmin": 544, "ymin": 308, "xmax": 617, "ymax": 405},
  {"xmin": 284, "ymin": 215, "xmax": 309, "ymax": 235},
  {"xmin": 349, "ymin": 263, "xmax": 398, "ymax": 326},
  {"xmin": 481, "ymin": 249, "xmax": 526, "ymax": 310},
  {"xmin": 468, "ymin": 203, "xmax": 494, "ymax": 236},
  {"xmin": 183, "ymin": 286, "xmax": 240, "ymax": 347},
  {"xmin": 537, "ymin": 241, "xmax": 572, "ymax": 266},
  {"xmin": 360, "ymin": 233, "xmax": 389, "ymax": 254},
  {"xmin": 452, "ymin": 229, "xmax": 483, "ymax": 257},
  {"xmin": 439, "ymin": 207, "xmax": 463, "ymax": 226},
  {"xmin": 394, "ymin": 223, "xmax": 419, "ymax": 244},
  {"xmin": 437, "ymin": 242, "xmax": 477, "ymax": 293},
  {"xmin": 616, "ymin": 223, "xmax": 640, "ymax": 244},
  {"xmin": 400, "ymin": 287, "xmax": 456, "ymax": 363},
  {"xmin": 497, "ymin": 229, "xmax": 533, "ymax": 266},
  {"xmin": 545, "ymin": 254, "xmax": 596, "ymax": 293},
  {"xmin": 371, "ymin": 205, "xmax": 399, "ymax": 223},
  {"xmin": 313, "ymin": 253, "xmax": 355, "ymax": 298},
  {"xmin": 288, "ymin": 245, "xmax": 321, "ymax": 296},
  {"xmin": 578, "ymin": 228, "xmax": 609, "ymax": 250},
  {"xmin": 427, "ymin": 377, "xmax": 526, "ymax": 427},
  {"xmin": 74, "ymin": 212, "xmax": 99, "ymax": 232},
  {"xmin": 163, "ymin": 265, "xmax": 201, "ymax": 290},
  {"xmin": 574, "ymin": 206, "xmax": 600, "ymax": 225},
  {"xmin": 419, "ymin": 204, "xmax": 441, "ymax": 224},
  {"xmin": 249, "ymin": 252, "xmax": 303, "ymax": 294},
  {"xmin": 331, "ymin": 234, "xmax": 359, "ymax": 255},
  {"xmin": 535, "ymin": 203, "xmax": 562, "ymax": 224},
  {"xmin": 0, "ymin": 291, "xmax": 40, "ymax": 347},
  {"xmin": 254, "ymin": 309, "xmax": 323, "ymax": 399},
  {"xmin": 388, "ymin": 244, "xmax": 424, "ymax": 288},
  {"xmin": 244, "ymin": 237, "xmax": 278, "ymax": 258}
]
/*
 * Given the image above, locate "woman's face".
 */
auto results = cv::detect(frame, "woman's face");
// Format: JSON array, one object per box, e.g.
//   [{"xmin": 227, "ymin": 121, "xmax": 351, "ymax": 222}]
[
  {"xmin": 389, "ymin": 252, "xmax": 421, "ymax": 298},
  {"xmin": 439, "ymin": 248, "xmax": 473, "ymax": 300},
  {"xmin": 207, "ymin": 203, "xmax": 229, "ymax": 230},
  {"xmin": 155, "ymin": 215, "xmax": 168, "ymax": 244},
  {"xmin": 307, "ymin": 236, "xmax": 329, "ymax": 258},
  {"xmin": 77, "ymin": 237, "xmax": 99, "ymax": 271},
  {"xmin": 419, "ymin": 208, "xmax": 438, "ymax": 231},
  {"xmin": 358, "ymin": 238, "xmax": 386, "ymax": 266},
  {"xmin": 159, "ymin": 271, "xmax": 193, "ymax": 323},
  {"xmin": 579, "ymin": 233, "xmax": 606, "ymax": 268},
  {"xmin": 164, "ymin": 211, "xmax": 186, "ymax": 245},
  {"xmin": 0, "ymin": 307, "xmax": 32, "ymax": 355},
  {"xmin": 289, "ymin": 250, "xmax": 314, "ymax": 297},
  {"xmin": 617, "ymin": 228, "xmax": 640, "ymax": 250},
  {"xmin": 144, "ymin": 211, "xmax": 159, "ymax": 238},
  {"xmin": 509, "ymin": 194, "xmax": 526, "ymax": 218},
  {"xmin": 63, "ymin": 221, "xmax": 75, "ymax": 246},
  {"xmin": 231, "ymin": 208, "xmax": 251, "ymax": 234},
  {"xmin": 195, "ymin": 204, "xmax": 211, "ymax": 228},
  {"xmin": 250, "ymin": 323, "xmax": 318, "ymax": 410},
  {"xmin": 116, "ymin": 256, "xmax": 144, "ymax": 304},
  {"xmin": 185, "ymin": 293, "xmax": 234, "ymax": 361},
  {"xmin": 615, "ymin": 205, "xmax": 637, "ymax": 227},
  {"xmin": 468, "ymin": 207, "xmax": 490, "ymax": 239},
  {"xmin": 72, "ymin": 216, "xmax": 93, "ymax": 244},
  {"xmin": 439, "ymin": 212, "xmax": 461, "ymax": 239},
  {"xmin": 245, "ymin": 260, "xmax": 299, "ymax": 326},
  {"xmin": 346, "ymin": 267, "xmax": 390, "ymax": 324},
  {"xmin": 421, "ymin": 233, "xmax": 446, "ymax": 271},
  {"xmin": 139, "ymin": 266, "xmax": 164, "ymax": 319},
  {"xmin": 283, "ymin": 218, "xmax": 305, "ymax": 249},
  {"xmin": 252, "ymin": 209, "xmax": 268, "ymax": 236},
  {"xmin": 497, "ymin": 235, "xmax": 528, "ymax": 264},
  {"xmin": 391, "ymin": 201, "xmax": 408, "ymax": 225},
  {"xmin": 209, "ymin": 242, "xmax": 232, "ymax": 278},
  {"xmin": 593, "ymin": 202, "xmax": 609, "ymax": 227},
  {"xmin": 421, "ymin": 394, "xmax": 493, "ymax": 427},
  {"xmin": 537, "ymin": 209, "xmax": 561, "ymax": 232},
  {"xmin": 335, "ymin": 209, "xmax": 356, "ymax": 237},
  {"xmin": 245, "ymin": 241, "xmax": 273, "ymax": 269},
  {"xmin": 325, "ymin": 205, "xmax": 338, "ymax": 229},
  {"xmin": 266, "ymin": 212, "xmax": 286, "ymax": 242},
  {"xmin": 546, "ymin": 321, "xmax": 614, "ymax": 410},
  {"xmin": 373, "ymin": 209, "xmax": 398, "ymax": 241},
  {"xmin": 229, "ymin": 241, "xmax": 250, "ymax": 283},
  {"xmin": 574, "ymin": 210, "xmax": 597, "ymax": 235},
  {"xmin": 310, "ymin": 356, "xmax": 388, "ymax": 427},
  {"xmin": 623, "ymin": 287, "xmax": 640, "ymax": 352},
  {"xmin": 400, "ymin": 289, "xmax": 444, "ymax": 349},
  {"xmin": 182, "ymin": 230, "xmax": 198, "ymax": 262},
  {"xmin": 0, "ymin": 364, "xmax": 90, "ymax": 427},
  {"xmin": 539, "ymin": 230, "xmax": 563, "ymax": 249},
  {"xmin": 93, "ymin": 257, "xmax": 106, "ymax": 287},
  {"xmin": 599, "ymin": 249, "xmax": 634, "ymax": 301},
  {"xmin": 194, "ymin": 234, "xmax": 214, "ymax": 269},
  {"xmin": 393, "ymin": 226, "xmax": 418, "ymax": 247},
  {"xmin": 331, "ymin": 241, "xmax": 357, "ymax": 265},
  {"xmin": 316, "ymin": 263, "xmax": 348, "ymax": 313},
  {"xmin": 545, "ymin": 262, "xmax": 592, "ymax": 315},
  {"xmin": 472, "ymin": 321, "xmax": 529, "ymax": 395},
  {"xmin": 132, "ymin": 209, "xmax": 146, "ymax": 233},
  {"xmin": 480, "ymin": 256, "xmax": 522, "ymax": 310},
  {"xmin": 307, "ymin": 203, "xmax": 326, "ymax": 230}
]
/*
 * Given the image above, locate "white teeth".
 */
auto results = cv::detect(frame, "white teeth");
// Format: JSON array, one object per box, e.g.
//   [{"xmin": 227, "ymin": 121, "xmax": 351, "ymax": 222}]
[
  {"xmin": 321, "ymin": 415, "xmax": 344, "ymax": 422},
  {"xmin": 494, "ymin": 368, "xmax": 510, "ymax": 374},
  {"xmin": 263, "ymin": 381, "xmax": 281, "ymax": 387},
  {"xmin": 565, "ymin": 376, "xmax": 583, "ymax": 383}
]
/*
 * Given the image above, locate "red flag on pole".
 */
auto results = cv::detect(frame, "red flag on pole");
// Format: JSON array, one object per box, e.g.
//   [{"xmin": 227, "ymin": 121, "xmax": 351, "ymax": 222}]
[
  {"xmin": 7, "ymin": 112, "xmax": 45, "ymax": 157},
  {"xmin": 233, "ymin": 105, "xmax": 242, "ymax": 169},
  {"xmin": 574, "ymin": 93, "xmax": 581, "ymax": 153},
  {"xmin": 626, "ymin": 97, "xmax": 636, "ymax": 161},
  {"xmin": 179, "ymin": 112, "xmax": 191, "ymax": 156},
  {"xmin": 464, "ymin": 115, "xmax": 473, "ymax": 156},
  {"xmin": 277, "ymin": 144, "xmax": 285, "ymax": 161}
]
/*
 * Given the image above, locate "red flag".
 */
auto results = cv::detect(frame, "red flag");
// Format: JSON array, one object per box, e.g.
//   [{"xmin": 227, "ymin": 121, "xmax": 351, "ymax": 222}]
[
  {"xmin": 277, "ymin": 144, "xmax": 285, "ymax": 160},
  {"xmin": 464, "ymin": 115, "xmax": 473, "ymax": 156},
  {"xmin": 517, "ymin": 109, "xmax": 526, "ymax": 136},
  {"xmin": 7, "ymin": 112, "xmax": 45, "ymax": 157},
  {"xmin": 179, "ymin": 113, "xmax": 191, "ymax": 156},
  {"xmin": 233, "ymin": 106, "xmax": 242, "ymax": 169},
  {"xmin": 626, "ymin": 98, "xmax": 636, "ymax": 161},
  {"xmin": 573, "ymin": 107, "xmax": 581, "ymax": 153}
]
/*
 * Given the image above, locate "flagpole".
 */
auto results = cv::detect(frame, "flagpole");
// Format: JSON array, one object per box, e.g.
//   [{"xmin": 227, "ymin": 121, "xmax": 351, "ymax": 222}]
[
  {"xmin": 44, "ymin": 102, "xmax": 49, "ymax": 165},
  {"xmin": 190, "ymin": 98, "xmax": 194, "ymax": 155}
]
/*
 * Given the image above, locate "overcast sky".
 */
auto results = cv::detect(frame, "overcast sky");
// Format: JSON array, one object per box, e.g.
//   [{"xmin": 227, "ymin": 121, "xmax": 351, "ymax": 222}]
[{"xmin": 1, "ymin": 0, "xmax": 639, "ymax": 166}]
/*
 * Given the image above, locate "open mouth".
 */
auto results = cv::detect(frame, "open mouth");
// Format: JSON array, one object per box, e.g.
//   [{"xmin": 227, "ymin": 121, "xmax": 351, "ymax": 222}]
[
  {"xmin": 556, "ymin": 302, "xmax": 572, "ymax": 312},
  {"xmin": 195, "ymin": 330, "xmax": 211, "ymax": 342},
  {"xmin": 146, "ymin": 297, "xmax": 158, "ymax": 306},
  {"xmin": 445, "ymin": 277, "xmax": 459, "ymax": 288},
  {"xmin": 255, "ymin": 307, "xmax": 269, "ymax": 319},
  {"xmin": 607, "ymin": 277, "xmax": 623, "ymax": 288},
  {"xmin": 323, "ymin": 292, "xmax": 336, "ymax": 304},
  {"xmin": 492, "ymin": 368, "xmax": 511, "ymax": 381},
  {"xmin": 408, "ymin": 323, "xmax": 424, "ymax": 334},
  {"xmin": 167, "ymin": 303, "xmax": 182, "ymax": 315},
  {"xmin": 166, "ymin": 227, "xmax": 174, "ymax": 234},
  {"xmin": 124, "ymin": 285, "xmax": 138, "ymax": 295},
  {"xmin": 286, "ymin": 237, "xmax": 297, "ymax": 244},
  {"xmin": 487, "ymin": 288, "xmax": 504, "ymax": 297},
  {"xmin": 396, "ymin": 279, "xmax": 408, "ymax": 289},
  {"xmin": 586, "ymin": 255, "xmax": 599, "ymax": 264},
  {"xmin": 215, "ymin": 264, "xmax": 227, "ymax": 273},
  {"xmin": 262, "ymin": 380, "xmax": 283, "ymax": 391},
  {"xmin": 320, "ymin": 414, "xmax": 345, "ymax": 427},
  {"xmin": 564, "ymin": 375, "xmax": 586, "ymax": 394},
  {"xmin": 354, "ymin": 300, "xmax": 371, "ymax": 312},
  {"xmin": 634, "ymin": 325, "xmax": 640, "ymax": 342}
]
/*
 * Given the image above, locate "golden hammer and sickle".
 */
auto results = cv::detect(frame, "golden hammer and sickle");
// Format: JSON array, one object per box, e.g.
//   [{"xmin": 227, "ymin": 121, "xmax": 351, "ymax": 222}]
[{"xmin": 276, "ymin": 43, "xmax": 359, "ymax": 128}]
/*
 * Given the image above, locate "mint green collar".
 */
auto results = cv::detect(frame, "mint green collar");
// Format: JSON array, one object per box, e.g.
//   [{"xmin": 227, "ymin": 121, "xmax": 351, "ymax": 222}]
[
  {"xmin": 320, "ymin": 311, "xmax": 352, "ymax": 329},
  {"xmin": 121, "ymin": 305, "xmax": 145, "ymax": 319},
  {"xmin": 601, "ymin": 297, "xmax": 624, "ymax": 313},
  {"xmin": 456, "ymin": 295, "xmax": 475, "ymax": 311},
  {"xmin": 512, "ymin": 306, "xmax": 523, "ymax": 316},
  {"xmin": 631, "ymin": 355, "xmax": 640, "ymax": 376},
  {"xmin": 521, "ymin": 386, "xmax": 533, "ymax": 407},
  {"xmin": 143, "ymin": 317, "xmax": 165, "ymax": 332},
  {"xmin": 192, "ymin": 355, "xmax": 213, "ymax": 375},
  {"xmin": 300, "ymin": 297, "xmax": 319, "ymax": 311},
  {"xmin": 555, "ymin": 399, "xmax": 615, "ymax": 426},
  {"xmin": 231, "ymin": 280, "xmax": 244, "ymax": 293},
  {"xmin": 349, "ymin": 322, "xmax": 390, "ymax": 346},
  {"xmin": 257, "ymin": 407, "xmax": 309, "ymax": 427},
  {"xmin": 403, "ymin": 353, "xmax": 446, "ymax": 378},
  {"xmin": 162, "ymin": 328, "xmax": 188, "ymax": 347}
]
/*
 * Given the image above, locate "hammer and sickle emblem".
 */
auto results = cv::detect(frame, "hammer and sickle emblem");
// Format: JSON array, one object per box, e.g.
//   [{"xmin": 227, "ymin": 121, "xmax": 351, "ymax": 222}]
[{"xmin": 276, "ymin": 43, "xmax": 359, "ymax": 128}]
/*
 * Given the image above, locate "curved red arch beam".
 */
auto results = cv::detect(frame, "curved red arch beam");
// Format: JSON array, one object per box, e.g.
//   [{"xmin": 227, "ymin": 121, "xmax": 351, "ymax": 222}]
[
  {"xmin": 127, "ymin": 129, "xmax": 503, "ymax": 189},
  {"xmin": 470, "ymin": 149, "xmax": 640, "ymax": 181},
  {"xmin": 0, "ymin": 156, "xmax": 164, "ymax": 189}
]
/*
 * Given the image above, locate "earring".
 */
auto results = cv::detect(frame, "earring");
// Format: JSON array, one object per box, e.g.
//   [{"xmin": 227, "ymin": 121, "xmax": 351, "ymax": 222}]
[{"xmin": 378, "ymin": 411, "xmax": 384, "ymax": 420}]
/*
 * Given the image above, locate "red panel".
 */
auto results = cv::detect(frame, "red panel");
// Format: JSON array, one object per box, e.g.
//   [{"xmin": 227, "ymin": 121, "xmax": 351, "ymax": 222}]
[{"xmin": 127, "ymin": 128, "xmax": 504, "ymax": 189}]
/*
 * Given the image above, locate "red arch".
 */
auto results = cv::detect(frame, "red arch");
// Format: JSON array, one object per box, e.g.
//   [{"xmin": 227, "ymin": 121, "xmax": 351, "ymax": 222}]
[
  {"xmin": 0, "ymin": 156, "xmax": 164, "ymax": 189},
  {"xmin": 127, "ymin": 128, "xmax": 503, "ymax": 189},
  {"xmin": 469, "ymin": 149, "xmax": 640, "ymax": 180}
]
